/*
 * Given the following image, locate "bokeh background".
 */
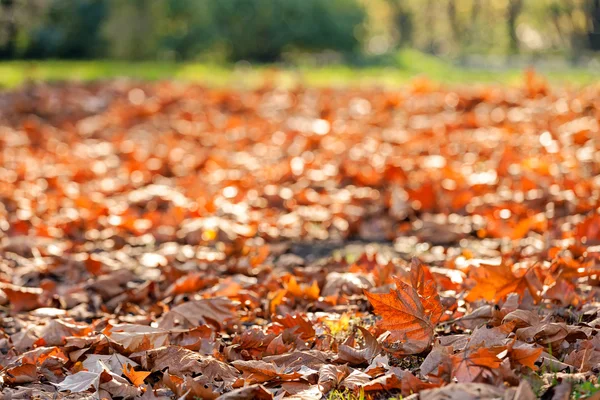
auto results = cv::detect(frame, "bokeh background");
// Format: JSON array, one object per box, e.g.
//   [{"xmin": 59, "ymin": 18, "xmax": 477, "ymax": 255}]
[{"xmin": 0, "ymin": 0, "xmax": 599, "ymax": 85}]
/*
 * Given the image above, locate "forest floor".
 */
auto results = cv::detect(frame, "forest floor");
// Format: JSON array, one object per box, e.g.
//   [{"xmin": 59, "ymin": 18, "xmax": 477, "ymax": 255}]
[{"xmin": 1, "ymin": 72, "xmax": 600, "ymax": 399}]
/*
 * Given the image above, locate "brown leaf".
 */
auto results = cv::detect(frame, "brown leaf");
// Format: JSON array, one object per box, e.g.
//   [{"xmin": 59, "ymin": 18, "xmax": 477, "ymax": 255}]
[
  {"xmin": 145, "ymin": 346, "xmax": 238, "ymax": 382},
  {"xmin": 100, "ymin": 369, "xmax": 142, "ymax": 398},
  {"xmin": 516, "ymin": 322, "xmax": 569, "ymax": 347},
  {"xmin": 543, "ymin": 381, "xmax": 572, "ymax": 400},
  {"xmin": 215, "ymin": 384, "xmax": 272, "ymax": 400},
  {"xmin": 273, "ymin": 313, "xmax": 316, "ymax": 341},
  {"xmin": 361, "ymin": 367, "xmax": 437, "ymax": 397},
  {"xmin": 38, "ymin": 318, "xmax": 92, "ymax": 346},
  {"xmin": 419, "ymin": 383, "xmax": 507, "ymax": 400},
  {"xmin": 317, "ymin": 364, "xmax": 349, "ymax": 393},
  {"xmin": 513, "ymin": 380, "xmax": 537, "ymax": 400},
  {"xmin": 564, "ymin": 343, "xmax": 600, "ymax": 372},
  {"xmin": 231, "ymin": 360, "xmax": 300, "ymax": 384},
  {"xmin": 263, "ymin": 350, "xmax": 331, "ymax": 371},
  {"xmin": 0, "ymin": 282, "xmax": 44, "ymax": 312},
  {"xmin": 264, "ymin": 334, "xmax": 293, "ymax": 356},
  {"xmin": 336, "ymin": 326, "xmax": 381, "ymax": 365},
  {"xmin": 321, "ymin": 272, "xmax": 374, "ymax": 296},
  {"xmin": 339, "ymin": 369, "xmax": 371, "ymax": 391},
  {"xmin": 365, "ymin": 267, "xmax": 443, "ymax": 354},
  {"xmin": 420, "ymin": 344, "xmax": 453, "ymax": 378},
  {"xmin": 451, "ymin": 347, "xmax": 504, "ymax": 383},
  {"xmin": 104, "ymin": 323, "xmax": 169, "ymax": 352},
  {"xmin": 184, "ymin": 375, "xmax": 220, "ymax": 400},
  {"xmin": 3, "ymin": 363, "xmax": 37, "ymax": 385},
  {"xmin": 158, "ymin": 297, "xmax": 237, "ymax": 329},
  {"xmin": 502, "ymin": 309, "xmax": 540, "ymax": 329}
]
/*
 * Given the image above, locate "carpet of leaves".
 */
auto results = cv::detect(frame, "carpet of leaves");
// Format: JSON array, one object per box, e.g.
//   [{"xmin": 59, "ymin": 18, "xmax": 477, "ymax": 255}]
[{"xmin": 1, "ymin": 73, "xmax": 600, "ymax": 399}]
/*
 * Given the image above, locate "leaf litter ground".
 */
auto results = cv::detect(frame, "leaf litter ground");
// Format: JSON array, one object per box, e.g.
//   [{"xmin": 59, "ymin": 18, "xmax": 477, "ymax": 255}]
[{"xmin": 1, "ymin": 72, "xmax": 600, "ymax": 399}]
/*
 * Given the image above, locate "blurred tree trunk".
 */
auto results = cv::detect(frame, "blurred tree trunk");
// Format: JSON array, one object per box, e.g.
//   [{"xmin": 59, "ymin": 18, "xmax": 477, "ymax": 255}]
[
  {"xmin": 447, "ymin": 0, "xmax": 463, "ymax": 47},
  {"xmin": 0, "ymin": 0, "xmax": 17, "ymax": 59},
  {"xmin": 589, "ymin": 0, "xmax": 600, "ymax": 50},
  {"xmin": 507, "ymin": 0, "xmax": 523, "ymax": 54},
  {"xmin": 387, "ymin": 0, "xmax": 413, "ymax": 48},
  {"xmin": 466, "ymin": 0, "xmax": 481, "ymax": 46},
  {"xmin": 425, "ymin": 0, "xmax": 437, "ymax": 53},
  {"xmin": 448, "ymin": 0, "xmax": 482, "ymax": 56}
]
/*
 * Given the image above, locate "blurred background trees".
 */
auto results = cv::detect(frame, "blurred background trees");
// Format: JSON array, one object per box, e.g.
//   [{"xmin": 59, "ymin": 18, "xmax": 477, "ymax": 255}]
[{"xmin": 0, "ymin": 0, "xmax": 599, "ymax": 64}]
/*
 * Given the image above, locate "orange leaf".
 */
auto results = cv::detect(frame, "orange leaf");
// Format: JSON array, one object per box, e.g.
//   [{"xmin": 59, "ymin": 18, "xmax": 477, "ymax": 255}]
[
  {"xmin": 511, "ymin": 345, "xmax": 542, "ymax": 370},
  {"xmin": 3, "ymin": 363, "xmax": 37, "ymax": 385},
  {"xmin": 286, "ymin": 276, "xmax": 320, "ymax": 301},
  {"xmin": 166, "ymin": 272, "xmax": 210, "ymax": 296},
  {"xmin": 123, "ymin": 364, "xmax": 151, "ymax": 387},
  {"xmin": 0, "ymin": 282, "xmax": 44, "ymax": 312},
  {"xmin": 451, "ymin": 347, "xmax": 504, "ymax": 383},
  {"xmin": 365, "ymin": 262, "xmax": 443, "ymax": 354},
  {"xmin": 465, "ymin": 263, "xmax": 541, "ymax": 303},
  {"xmin": 465, "ymin": 263, "xmax": 516, "ymax": 302},
  {"xmin": 409, "ymin": 258, "xmax": 441, "ymax": 316}
]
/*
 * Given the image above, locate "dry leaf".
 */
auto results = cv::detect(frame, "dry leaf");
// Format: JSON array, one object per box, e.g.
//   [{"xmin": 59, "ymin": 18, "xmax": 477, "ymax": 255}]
[
  {"xmin": 365, "ymin": 262, "xmax": 443, "ymax": 354},
  {"xmin": 123, "ymin": 363, "xmax": 151, "ymax": 386}
]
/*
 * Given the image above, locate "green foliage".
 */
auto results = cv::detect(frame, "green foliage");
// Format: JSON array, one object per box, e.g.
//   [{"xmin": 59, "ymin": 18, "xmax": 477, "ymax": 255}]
[
  {"xmin": 16, "ymin": 0, "xmax": 366, "ymax": 62},
  {"xmin": 327, "ymin": 389, "xmax": 365, "ymax": 400},
  {"xmin": 572, "ymin": 381, "xmax": 600, "ymax": 400},
  {"xmin": 158, "ymin": 0, "xmax": 217, "ymax": 61},
  {"xmin": 209, "ymin": 0, "xmax": 365, "ymax": 61},
  {"xmin": 102, "ymin": 0, "xmax": 161, "ymax": 60},
  {"xmin": 25, "ymin": 0, "xmax": 108, "ymax": 59}
]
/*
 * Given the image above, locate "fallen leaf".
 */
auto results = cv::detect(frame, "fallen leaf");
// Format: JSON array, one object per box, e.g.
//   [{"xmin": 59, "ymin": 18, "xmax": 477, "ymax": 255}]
[
  {"xmin": 231, "ymin": 360, "xmax": 300, "ymax": 384},
  {"xmin": 510, "ymin": 343, "xmax": 542, "ymax": 370},
  {"xmin": 451, "ymin": 347, "xmax": 504, "ymax": 383},
  {"xmin": 0, "ymin": 282, "xmax": 44, "ymax": 312},
  {"xmin": 361, "ymin": 367, "xmax": 436, "ymax": 396},
  {"xmin": 365, "ymin": 267, "xmax": 443, "ymax": 353},
  {"xmin": 263, "ymin": 350, "xmax": 330, "ymax": 371},
  {"xmin": 53, "ymin": 370, "xmax": 101, "ymax": 393},
  {"xmin": 215, "ymin": 384, "xmax": 272, "ymax": 400},
  {"xmin": 2, "ymin": 363, "xmax": 37, "ymax": 385},
  {"xmin": 105, "ymin": 323, "xmax": 169, "ymax": 352},
  {"xmin": 336, "ymin": 326, "xmax": 381, "ymax": 365},
  {"xmin": 145, "ymin": 346, "xmax": 238, "ymax": 382},
  {"xmin": 419, "ymin": 382, "xmax": 507, "ymax": 400},
  {"xmin": 317, "ymin": 364, "xmax": 349, "ymax": 393},
  {"xmin": 123, "ymin": 363, "xmax": 151, "ymax": 386},
  {"xmin": 158, "ymin": 297, "xmax": 237, "ymax": 329}
]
